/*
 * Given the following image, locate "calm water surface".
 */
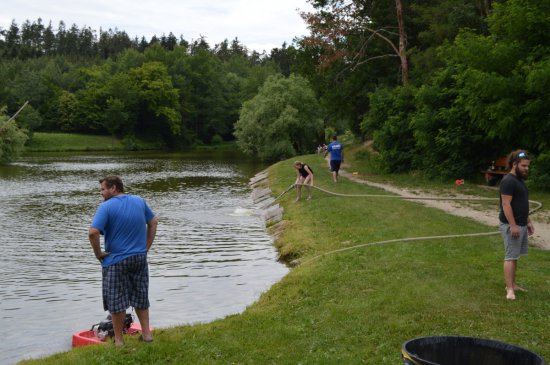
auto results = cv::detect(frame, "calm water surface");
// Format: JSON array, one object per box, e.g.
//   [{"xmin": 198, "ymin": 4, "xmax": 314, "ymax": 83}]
[{"xmin": 0, "ymin": 150, "xmax": 288, "ymax": 365}]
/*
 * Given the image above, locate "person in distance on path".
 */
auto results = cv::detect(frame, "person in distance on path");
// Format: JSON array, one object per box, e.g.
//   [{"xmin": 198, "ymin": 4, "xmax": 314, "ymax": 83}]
[{"xmin": 324, "ymin": 135, "xmax": 343, "ymax": 183}]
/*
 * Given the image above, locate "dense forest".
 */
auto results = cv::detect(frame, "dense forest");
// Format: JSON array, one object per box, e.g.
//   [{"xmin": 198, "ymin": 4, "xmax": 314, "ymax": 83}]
[{"xmin": 1, "ymin": 0, "xmax": 549, "ymax": 188}]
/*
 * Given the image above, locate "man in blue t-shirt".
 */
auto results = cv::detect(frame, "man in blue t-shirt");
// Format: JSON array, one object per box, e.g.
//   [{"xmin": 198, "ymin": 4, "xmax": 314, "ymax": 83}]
[
  {"xmin": 324, "ymin": 135, "xmax": 344, "ymax": 182},
  {"xmin": 498, "ymin": 150, "xmax": 534, "ymax": 301},
  {"xmin": 89, "ymin": 176, "xmax": 158, "ymax": 345}
]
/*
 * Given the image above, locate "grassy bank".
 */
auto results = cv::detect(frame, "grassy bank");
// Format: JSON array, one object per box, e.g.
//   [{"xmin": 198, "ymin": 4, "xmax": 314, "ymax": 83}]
[
  {"xmin": 24, "ymin": 132, "xmax": 238, "ymax": 153},
  {"xmin": 20, "ymin": 149, "xmax": 550, "ymax": 364},
  {"xmin": 24, "ymin": 133, "xmax": 127, "ymax": 152}
]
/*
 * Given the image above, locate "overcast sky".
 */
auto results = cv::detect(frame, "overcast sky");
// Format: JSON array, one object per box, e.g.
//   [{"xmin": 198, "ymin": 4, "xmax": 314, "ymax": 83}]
[{"xmin": 1, "ymin": 0, "xmax": 314, "ymax": 53}]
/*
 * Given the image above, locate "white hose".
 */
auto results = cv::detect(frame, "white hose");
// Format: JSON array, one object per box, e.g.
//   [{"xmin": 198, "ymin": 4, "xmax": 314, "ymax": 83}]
[{"xmin": 280, "ymin": 183, "xmax": 543, "ymax": 266}]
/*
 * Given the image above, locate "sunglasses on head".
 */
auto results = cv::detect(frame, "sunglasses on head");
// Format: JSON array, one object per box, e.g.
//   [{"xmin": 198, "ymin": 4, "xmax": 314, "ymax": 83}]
[{"xmin": 516, "ymin": 152, "xmax": 529, "ymax": 160}]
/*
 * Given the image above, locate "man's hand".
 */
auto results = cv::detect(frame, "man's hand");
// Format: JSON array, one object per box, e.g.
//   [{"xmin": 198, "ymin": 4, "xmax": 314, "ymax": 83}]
[
  {"xmin": 527, "ymin": 222, "xmax": 535, "ymax": 236},
  {"xmin": 96, "ymin": 251, "xmax": 110, "ymax": 261},
  {"xmin": 89, "ymin": 227, "xmax": 109, "ymax": 262},
  {"xmin": 510, "ymin": 224, "xmax": 520, "ymax": 238}
]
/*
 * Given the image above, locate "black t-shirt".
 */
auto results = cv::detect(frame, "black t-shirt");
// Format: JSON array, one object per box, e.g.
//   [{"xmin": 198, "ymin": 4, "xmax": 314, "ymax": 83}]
[{"xmin": 499, "ymin": 173, "xmax": 529, "ymax": 225}]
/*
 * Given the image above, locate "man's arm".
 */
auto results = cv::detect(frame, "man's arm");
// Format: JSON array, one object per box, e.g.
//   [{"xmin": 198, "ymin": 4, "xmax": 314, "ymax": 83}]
[
  {"xmin": 146, "ymin": 217, "xmax": 158, "ymax": 252},
  {"xmin": 88, "ymin": 228, "xmax": 109, "ymax": 261},
  {"xmin": 527, "ymin": 217, "xmax": 535, "ymax": 236},
  {"xmin": 501, "ymin": 194, "xmax": 520, "ymax": 238}
]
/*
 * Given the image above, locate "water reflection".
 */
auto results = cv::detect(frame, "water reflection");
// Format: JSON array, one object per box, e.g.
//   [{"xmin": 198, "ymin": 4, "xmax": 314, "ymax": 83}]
[{"xmin": 0, "ymin": 151, "xmax": 288, "ymax": 365}]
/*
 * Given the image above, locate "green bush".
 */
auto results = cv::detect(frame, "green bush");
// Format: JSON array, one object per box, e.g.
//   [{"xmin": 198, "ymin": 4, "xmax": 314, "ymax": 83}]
[
  {"xmin": 530, "ymin": 152, "xmax": 550, "ymax": 191},
  {"xmin": 258, "ymin": 139, "xmax": 296, "ymax": 162},
  {"xmin": 363, "ymin": 86, "xmax": 417, "ymax": 173},
  {"xmin": 234, "ymin": 74, "xmax": 323, "ymax": 161},
  {"xmin": 0, "ymin": 108, "xmax": 29, "ymax": 163},
  {"xmin": 324, "ymin": 127, "xmax": 337, "ymax": 141},
  {"xmin": 211, "ymin": 134, "xmax": 223, "ymax": 145}
]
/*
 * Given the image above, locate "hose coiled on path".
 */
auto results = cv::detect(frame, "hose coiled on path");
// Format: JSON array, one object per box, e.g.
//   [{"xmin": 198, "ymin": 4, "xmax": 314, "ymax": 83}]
[{"xmin": 278, "ymin": 183, "xmax": 543, "ymax": 266}]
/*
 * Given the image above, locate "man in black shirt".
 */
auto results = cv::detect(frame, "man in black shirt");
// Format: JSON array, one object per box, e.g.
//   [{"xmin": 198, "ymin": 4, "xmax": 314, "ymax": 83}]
[{"xmin": 499, "ymin": 150, "xmax": 535, "ymax": 300}]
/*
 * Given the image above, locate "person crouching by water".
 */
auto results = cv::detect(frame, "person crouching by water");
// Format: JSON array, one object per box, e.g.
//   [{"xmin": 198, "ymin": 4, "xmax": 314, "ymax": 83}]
[
  {"xmin": 88, "ymin": 176, "xmax": 158, "ymax": 346},
  {"xmin": 293, "ymin": 161, "xmax": 314, "ymax": 201}
]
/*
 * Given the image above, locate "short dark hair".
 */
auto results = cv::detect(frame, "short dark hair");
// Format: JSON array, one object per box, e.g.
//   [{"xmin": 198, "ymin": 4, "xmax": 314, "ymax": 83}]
[
  {"xmin": 507, "ymin": 150, "xmax": 530, "ymax": 170},
  {"xmin": 332, "ymin": 135, "xmax": 338, "ymax": 140},
  {"xmin": 99, "ymin": 176, "xmax": 124, "ymax": 193}
]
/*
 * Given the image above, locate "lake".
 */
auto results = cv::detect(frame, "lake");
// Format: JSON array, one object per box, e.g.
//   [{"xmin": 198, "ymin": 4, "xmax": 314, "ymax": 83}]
[{"xmin": 0, "ymin": 150, "xmax": 288, "ymax": 365}]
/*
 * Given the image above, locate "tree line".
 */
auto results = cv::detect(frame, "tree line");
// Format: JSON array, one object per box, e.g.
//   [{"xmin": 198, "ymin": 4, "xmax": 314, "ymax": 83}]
[
  {"xmin": 0, "ymin": 19, "xmax": 289, "ymax": 150},
  {"xmin": 1, "ymin": 0, "xmax": 549, "ymax": 189},
  {"xmin": 0, "ymin": 18, "xmax": 268, "ymax": 60}
]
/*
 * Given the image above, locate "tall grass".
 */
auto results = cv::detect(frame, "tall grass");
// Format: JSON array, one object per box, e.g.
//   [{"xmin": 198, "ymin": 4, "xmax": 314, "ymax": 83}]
[
  {"xmin": 25, "ymin": 133, "xmax": 126, "ymax": 152},
  {"xmin": 19, "ymin": 152, "xmax": 550, "ymax": 364}
]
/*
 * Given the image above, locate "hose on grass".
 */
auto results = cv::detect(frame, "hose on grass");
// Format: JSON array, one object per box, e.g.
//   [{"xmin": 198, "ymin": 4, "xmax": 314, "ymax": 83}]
[{"xmin": 279, "ymin": 183, "xmax": 543, "ymax": 267}]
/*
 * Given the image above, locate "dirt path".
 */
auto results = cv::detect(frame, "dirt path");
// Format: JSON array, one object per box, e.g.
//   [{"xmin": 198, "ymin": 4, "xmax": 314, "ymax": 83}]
[{"xmin": 339, "ymin": 170, "xmax": 550, "ymax": 250}]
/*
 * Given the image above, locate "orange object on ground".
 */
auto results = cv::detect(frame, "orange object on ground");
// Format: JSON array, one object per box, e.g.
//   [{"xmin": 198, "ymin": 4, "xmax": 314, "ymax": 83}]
[{"xmin": 72, "ymin": 323, "xmax": 152, "ymax": 347}]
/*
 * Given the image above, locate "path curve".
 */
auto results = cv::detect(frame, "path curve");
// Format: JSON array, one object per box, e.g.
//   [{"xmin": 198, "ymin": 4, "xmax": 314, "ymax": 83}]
[{"xmin": 339, "ymin": 170, "xmax": 550, "ymax": 250}]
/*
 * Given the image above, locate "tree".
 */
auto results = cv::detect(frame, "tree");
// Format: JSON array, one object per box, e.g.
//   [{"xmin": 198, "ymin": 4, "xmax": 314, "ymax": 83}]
[
  {"xmin": 129, "ymin": 61, "xmax": 181, "ymax": 138},
  {"xmin": 234, "ymin": 74, "xmax": 323, "ymax": 161},
  {"xmin": 4, "ymin": 20, "xmax": 21, "ymax": 58},
  {"xmin": 437, "ymin": 0, "xmax": 550, "ymax": 153},
  {"xmin": 0, "ymin": 106, "xmax": 28, "ymax": 163},
  {"xmin": 302, "ymin": 0, "xmax": 410, "ymax": 84}
]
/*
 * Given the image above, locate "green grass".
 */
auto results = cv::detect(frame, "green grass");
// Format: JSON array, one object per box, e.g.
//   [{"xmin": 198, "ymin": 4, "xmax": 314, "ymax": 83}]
[
  {"xmin": 25, "ymin": 132, "xmax": 239, "ymax": 153},
  {"xmin": 25, "ymin": 132, "xmax": 127, "ymax": 152},
  {"xmin": 19, "ymin": 150, "xmax": 550, "ymax": 364}
]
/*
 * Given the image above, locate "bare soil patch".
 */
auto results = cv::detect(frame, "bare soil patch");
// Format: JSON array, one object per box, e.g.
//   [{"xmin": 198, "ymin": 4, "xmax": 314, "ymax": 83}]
[{"xmin": 340, "ymin": 170, "xmax": 550, "ymax": 250}]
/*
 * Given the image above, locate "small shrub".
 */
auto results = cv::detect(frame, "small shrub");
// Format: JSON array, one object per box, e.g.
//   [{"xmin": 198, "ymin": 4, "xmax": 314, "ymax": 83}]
[
  {"xmin": 258, "ymin": 140, "xmax": 296, "ymax": 162},
  {"xmin": 211, "ymin": 134, "xmax": 223, "ymax": 145},
  {"xmin": 122, "ymin": 134, "xmax": 138, "ymax": 151},
  {"xmin": 530, "ymin": 152, "xmax": 550, "ymax": 191},
  {"xmin": 325, "ymin": 127, "xmax": 337, "ymax": 141}
]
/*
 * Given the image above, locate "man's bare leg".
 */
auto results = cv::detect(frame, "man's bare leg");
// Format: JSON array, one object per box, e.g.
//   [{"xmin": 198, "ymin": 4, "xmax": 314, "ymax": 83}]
[
  {"xmin": 504, "ymin": 260, "xmax": 517, "ymax": 300},
  {"xmin": 135, "ymin": 308, "xmax": 153, "ymax": 342},
  {"xmin": 111, "ymin": 311, "xmax": 126, "ymax": 346}
]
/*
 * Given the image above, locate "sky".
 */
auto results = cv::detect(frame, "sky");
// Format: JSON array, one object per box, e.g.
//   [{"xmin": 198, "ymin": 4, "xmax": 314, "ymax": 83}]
[{"xmin": 1, "ymin": 0, "xmax": 314, "ymax": 53}]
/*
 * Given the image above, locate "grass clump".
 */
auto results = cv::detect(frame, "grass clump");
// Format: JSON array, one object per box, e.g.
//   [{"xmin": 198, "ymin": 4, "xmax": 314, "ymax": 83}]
[
  {"xmin": 19, "ymin": 151, "xmax": 550, "ymax": 364},
  {"xmin": 25, "ymin": 132, "xmax": 126, "ymax": 152}
]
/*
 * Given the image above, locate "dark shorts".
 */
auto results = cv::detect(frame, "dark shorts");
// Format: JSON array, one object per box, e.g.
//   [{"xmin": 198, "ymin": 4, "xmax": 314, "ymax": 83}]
[
  {"xmin": 330, "ymin": 160, "xmax": 342, "ymax": 172},
  {"xmin": 102, "ymin": 254, "xmax": 150, "ymax": 313}
]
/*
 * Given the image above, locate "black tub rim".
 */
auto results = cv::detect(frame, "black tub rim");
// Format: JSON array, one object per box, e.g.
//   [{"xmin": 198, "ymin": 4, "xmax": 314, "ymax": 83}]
[{"xmin": 402, "ymin": 335, "xmax": 546, "ymax": 365}]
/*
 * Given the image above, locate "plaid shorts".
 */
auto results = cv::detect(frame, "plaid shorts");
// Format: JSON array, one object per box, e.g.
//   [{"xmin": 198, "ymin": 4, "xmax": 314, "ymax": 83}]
[{"xmin": 102, "ymin": 254, "xmax": 150, "ymax": 314}]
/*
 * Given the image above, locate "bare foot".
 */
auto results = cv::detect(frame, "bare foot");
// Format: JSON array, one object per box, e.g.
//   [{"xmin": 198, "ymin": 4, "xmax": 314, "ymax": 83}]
[
  {"xmin": 139, "ymin": 334, "xmax": 154, "ymax": 343},
  {"xmin": 506, "ymin": 288, "xmax": 516, "ymax": 300}
]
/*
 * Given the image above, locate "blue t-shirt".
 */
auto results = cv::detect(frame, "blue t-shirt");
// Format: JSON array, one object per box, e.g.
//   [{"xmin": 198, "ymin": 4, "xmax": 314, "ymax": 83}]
[
  {"xmin": 326, "ymin": 141, "xmax": 343, "ymax": 161},
  {"xmin": 91, "ymin": 195, "xmax": 155, "ymax": 267}
]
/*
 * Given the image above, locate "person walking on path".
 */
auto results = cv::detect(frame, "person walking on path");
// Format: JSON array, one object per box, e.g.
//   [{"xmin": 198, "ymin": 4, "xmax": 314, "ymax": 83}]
[
  {"xmin": 89, "ymin": 176, "xmax": 158, "ymax": 345},
  {"xmin": 293, "ymin": 161, "xmax": 314, "ymax": 201},
  {"xmin": 324, "ymin": 135, "xmax": 343, "ymax": 182},
  {"xmin": 499, "ymin": 150, "xmax": 534, "ymax": 300}
]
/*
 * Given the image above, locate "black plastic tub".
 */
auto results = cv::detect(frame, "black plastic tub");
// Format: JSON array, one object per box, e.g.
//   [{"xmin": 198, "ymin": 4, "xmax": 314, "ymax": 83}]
[{"xmin": 402, "ymin": 336, "xmax": 546, "ymax": 365}]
